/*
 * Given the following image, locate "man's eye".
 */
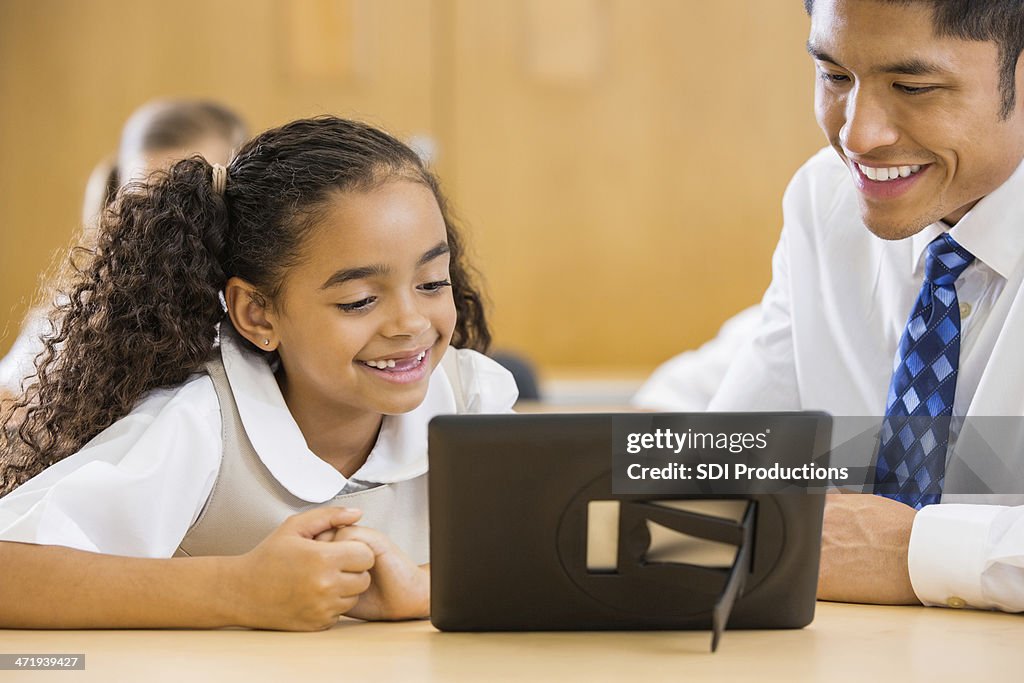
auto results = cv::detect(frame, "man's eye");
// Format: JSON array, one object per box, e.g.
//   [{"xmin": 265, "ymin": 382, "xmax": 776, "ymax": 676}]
[
  {"xmin": 338, "ymin": 297, "xmax": 375, "ymax": 312},
  {"xmin": 895, "ymin": 83, "xmax": 936, "ymax": 95},
  {"xmin": 818, "ymin": 70, "xmax": 850, "ymax": 84}
]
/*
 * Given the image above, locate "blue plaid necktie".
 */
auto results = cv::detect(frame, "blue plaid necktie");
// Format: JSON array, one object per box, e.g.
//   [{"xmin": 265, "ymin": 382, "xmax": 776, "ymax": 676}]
[{"xmin": 875, "ymin": 233, "xmax": 974, "ymax": 509}]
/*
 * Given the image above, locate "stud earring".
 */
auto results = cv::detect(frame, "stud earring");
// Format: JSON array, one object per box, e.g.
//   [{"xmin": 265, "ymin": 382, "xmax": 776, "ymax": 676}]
[{"xmin": 262, "ymin": 339, "xmax": 270, "ymax": 346}]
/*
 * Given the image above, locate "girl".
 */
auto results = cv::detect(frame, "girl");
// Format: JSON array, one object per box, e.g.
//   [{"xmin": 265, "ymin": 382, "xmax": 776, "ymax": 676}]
[
  {"xmin": 0, "ymin": 98, "xmax": 249, "ymax": 395},
  {"xmin": 0, "ymin": 116, "xmax": 517, "ymax": 629}
]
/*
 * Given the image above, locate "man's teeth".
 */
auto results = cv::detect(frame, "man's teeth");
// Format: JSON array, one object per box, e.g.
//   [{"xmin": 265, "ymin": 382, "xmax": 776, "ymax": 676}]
[
  {"xmin": 364, "ymin": 351, "xmax": 427, "ymax": 369},
  {"xmin": 858, "ymin": 163, "xmax": 922, "ymax": 182}
]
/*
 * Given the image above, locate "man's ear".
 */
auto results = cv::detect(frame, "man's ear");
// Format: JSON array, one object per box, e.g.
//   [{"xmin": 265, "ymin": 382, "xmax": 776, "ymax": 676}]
[{"xmin": 224, "ymin": 276, "xmax": 278, "ymax": 352}]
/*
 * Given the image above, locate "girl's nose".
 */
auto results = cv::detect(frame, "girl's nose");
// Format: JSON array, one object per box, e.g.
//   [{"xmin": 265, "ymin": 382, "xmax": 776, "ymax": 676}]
[{"xmin": 383, "ymin": 296, "xmax": 431, "ymax": 338}]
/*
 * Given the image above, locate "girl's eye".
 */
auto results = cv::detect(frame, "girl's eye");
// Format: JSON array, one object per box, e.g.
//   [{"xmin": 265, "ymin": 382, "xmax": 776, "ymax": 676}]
[
  {"xmin": 338, "ymin": 297, "xmax": 376, "ymax": 312},
  {"xmin": 419, "ymin": 279, "xmax": 452, "ymax": 293}
]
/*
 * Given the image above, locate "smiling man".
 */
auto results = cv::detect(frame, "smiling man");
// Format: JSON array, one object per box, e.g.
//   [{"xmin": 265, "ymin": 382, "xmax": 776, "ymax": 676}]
[{"xmin": 709, "ymin": 0, "xmax": 1024, "ymax": 611}]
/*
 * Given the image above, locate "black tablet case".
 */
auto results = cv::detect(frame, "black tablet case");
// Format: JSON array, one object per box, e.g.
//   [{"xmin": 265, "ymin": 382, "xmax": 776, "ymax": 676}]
[{"xmin": 428, "ymin": 413, "xmax": 827, "ymax": 648}]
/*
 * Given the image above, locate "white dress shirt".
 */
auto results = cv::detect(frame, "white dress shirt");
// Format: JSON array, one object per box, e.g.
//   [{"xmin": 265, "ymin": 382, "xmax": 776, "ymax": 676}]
[
  {"xmin": 710, "ymin": 147, "xmax": 1024, "ymax": 612},
  {"xmin": 0, "ymin": 331, "xmax": 518, "ymax": 558}
]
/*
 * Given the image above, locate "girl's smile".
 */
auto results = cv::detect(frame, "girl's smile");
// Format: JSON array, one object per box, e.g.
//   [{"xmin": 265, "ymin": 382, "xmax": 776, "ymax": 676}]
[{"xmin": 358, "ymin": 346, "xmax": 433, "ymax": 384}]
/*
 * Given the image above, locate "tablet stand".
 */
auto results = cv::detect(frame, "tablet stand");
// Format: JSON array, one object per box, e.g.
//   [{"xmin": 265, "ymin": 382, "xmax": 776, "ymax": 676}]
[{"xmin": 615, "ymin": 500, "xmax": 756, "ymax": 652}]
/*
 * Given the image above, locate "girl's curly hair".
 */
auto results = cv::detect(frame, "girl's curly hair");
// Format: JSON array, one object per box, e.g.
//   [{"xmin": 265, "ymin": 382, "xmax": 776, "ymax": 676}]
[{"xmin": 0, "ymin": 116, "xmax": 490, "ymax": 494}]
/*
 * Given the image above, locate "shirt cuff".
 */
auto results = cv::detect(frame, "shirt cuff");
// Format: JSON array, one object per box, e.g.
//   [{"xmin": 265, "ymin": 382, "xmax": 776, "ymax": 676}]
[{"xmin": 908, "ymin": 503, "xmax": 1003, "ymax": 609}]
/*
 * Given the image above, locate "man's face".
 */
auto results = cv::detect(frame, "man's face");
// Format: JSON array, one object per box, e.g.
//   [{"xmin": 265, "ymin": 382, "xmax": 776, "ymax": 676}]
[{"xmin": 809, "ymin": 0, "xmax": 1024, "ymax": 239}]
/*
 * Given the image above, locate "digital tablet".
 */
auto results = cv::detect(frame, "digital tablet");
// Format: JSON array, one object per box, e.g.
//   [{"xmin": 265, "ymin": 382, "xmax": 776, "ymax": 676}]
[{"xmin": 427, "ymin": 413, "xmax": 830, "ymax": 651}]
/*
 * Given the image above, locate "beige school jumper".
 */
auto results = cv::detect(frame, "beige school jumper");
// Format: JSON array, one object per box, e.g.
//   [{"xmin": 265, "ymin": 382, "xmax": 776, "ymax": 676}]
[{"xmin": 174, "ymin": 351, "xmax": 467, "ymax": 564}]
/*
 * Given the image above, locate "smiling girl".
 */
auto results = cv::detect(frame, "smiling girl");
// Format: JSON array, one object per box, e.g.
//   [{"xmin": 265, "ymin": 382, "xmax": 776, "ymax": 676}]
[{"xmin": 0, "ymin": 116, "xmax": 516, "ymax": 629}]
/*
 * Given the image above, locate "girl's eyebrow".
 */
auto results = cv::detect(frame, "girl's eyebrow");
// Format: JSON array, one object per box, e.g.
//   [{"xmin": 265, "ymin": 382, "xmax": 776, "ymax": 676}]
[
  {"xmin": 320, "ymin": 242, "xmax": 451, "ymax": 289},
  {"xmin": 418, "ymin": 242, "xmax": 450, "ymax": 266}
]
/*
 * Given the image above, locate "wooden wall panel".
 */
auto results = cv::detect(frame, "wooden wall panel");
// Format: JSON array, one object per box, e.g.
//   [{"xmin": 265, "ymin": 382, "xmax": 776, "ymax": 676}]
[
  {"xmin": 438, "ymin": 0, "xmax": 824, "ymax": 372},
  {"xmin": 1, "ymin": 1, "xmax": 823, "ymax": 378},
  {"xmin": 524, "ymin": 0, "xmax": 603, "ymax": 85},
  {"xmin": 0, "ymin": 0, "xmax": 435, "ymax": 357},
  {"xmin": 284, "ymin": 0, "xmax": 363, "ymax": 82}
]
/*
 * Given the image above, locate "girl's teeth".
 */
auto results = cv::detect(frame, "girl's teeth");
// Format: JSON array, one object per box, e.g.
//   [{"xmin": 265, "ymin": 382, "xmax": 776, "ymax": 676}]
[
  {"xmin": 364, "ymin": 351, "xmax": 427, "ymax": 370},
  {"xmin": 858, "ymin": 162, "xmax": 924, "ymax": 182}
]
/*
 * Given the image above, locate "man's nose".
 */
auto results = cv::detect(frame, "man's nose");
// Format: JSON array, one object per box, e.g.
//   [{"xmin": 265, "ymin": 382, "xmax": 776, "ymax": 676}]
[{"xmin": 839, "ymin": 86, "xmax": 900, "ymax": 156}]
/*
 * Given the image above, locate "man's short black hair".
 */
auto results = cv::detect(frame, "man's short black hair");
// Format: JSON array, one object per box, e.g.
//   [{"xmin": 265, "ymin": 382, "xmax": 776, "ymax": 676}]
[{"xmin": 804, "ymin": 0, "xmax": 1024, "ymax": 118}]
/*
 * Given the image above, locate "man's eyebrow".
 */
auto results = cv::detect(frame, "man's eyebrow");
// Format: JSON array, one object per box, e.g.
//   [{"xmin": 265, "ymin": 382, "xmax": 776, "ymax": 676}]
[
  {"xmin": 806, "ymin": 41, "xmax": 948, "ymax": 76},
  {"xmin": 320, "ymin": 264, "xmax": 389, "ymax": 289},
  {"xmin": 418, "ymin": 242, "xmax": 450, "ymax": 267},
  {"xmin": 806, "ymin": 41, "xmax": 839, "ymax": 65},
  {"xmin": 873, "ymin": 58, "xmax": 948, "ymax": 77}
]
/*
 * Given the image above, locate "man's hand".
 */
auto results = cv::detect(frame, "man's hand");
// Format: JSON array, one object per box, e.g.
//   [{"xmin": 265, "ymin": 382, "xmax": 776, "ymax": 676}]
[{"xmin": 817, "ymin": 493, "xmax": 921, "ymax": 605}]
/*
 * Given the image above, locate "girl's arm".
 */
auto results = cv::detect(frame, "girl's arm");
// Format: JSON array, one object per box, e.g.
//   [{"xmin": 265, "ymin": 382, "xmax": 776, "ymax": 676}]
[{"xmin": 0, "ymin": 507, "xmax": 374, "ymax": 630}]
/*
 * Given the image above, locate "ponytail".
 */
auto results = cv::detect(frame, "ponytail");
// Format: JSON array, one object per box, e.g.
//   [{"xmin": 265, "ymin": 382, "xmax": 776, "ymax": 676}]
[{"xmin": 1, "ymin": 157, "xmax": 229, "ymax": 492}]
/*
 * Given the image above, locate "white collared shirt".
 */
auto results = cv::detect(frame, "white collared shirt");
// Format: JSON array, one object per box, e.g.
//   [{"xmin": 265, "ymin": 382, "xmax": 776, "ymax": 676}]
[
  {"xmin": 710, "ymin": 147, "xmax": 1024, "ymax": 612},
  {"xmin": 0, "ymin": 332, "xmax": 518, "ymax": 558}
]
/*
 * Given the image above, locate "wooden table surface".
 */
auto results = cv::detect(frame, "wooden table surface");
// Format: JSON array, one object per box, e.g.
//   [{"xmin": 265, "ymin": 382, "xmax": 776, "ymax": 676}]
[{"xmin": 1, "ymin": 601, "xmax": 1020, "ymax": 682}]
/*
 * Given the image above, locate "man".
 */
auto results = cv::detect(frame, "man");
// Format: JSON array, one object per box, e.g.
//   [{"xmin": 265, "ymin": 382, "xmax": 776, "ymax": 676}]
[{"xmin": 709, "ymin": 0, "xmax": 1024, "ymax": 611}]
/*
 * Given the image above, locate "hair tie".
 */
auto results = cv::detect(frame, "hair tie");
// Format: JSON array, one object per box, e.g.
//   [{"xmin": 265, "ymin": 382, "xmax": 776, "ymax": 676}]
[{"xmin": 211, "ymin": 163, "xmax": 227, "ymax": 196}]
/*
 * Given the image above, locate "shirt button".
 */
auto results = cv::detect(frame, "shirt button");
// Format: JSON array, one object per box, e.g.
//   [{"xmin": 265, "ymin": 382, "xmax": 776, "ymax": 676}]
[
  {"xmin": 946, "ymin": 596, "xmax": 967, "ymax": 608},
  {"xmin": 959, "ymin": 302, "xmax": 972, "ymax": 319}
]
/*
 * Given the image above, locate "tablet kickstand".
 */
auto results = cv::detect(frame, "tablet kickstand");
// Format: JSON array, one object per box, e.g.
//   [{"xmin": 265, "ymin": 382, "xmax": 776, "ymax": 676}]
[
  {"xmin": 620, "ymin": 499, "xmax": 758, "ymax": 653},
  {"xmin": 710, "ymin": 501, "xmax": 756, "ymax": 652}
]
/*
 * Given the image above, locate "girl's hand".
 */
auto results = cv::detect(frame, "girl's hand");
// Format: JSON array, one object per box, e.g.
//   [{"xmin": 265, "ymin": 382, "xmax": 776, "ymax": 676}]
[
  {"xmin": 321, "ymin": 525, "xmax": 430, "ymax": 621},
  {"xmin": 229, "ymin": 507, "xmax": 375, "ymax": 630}
]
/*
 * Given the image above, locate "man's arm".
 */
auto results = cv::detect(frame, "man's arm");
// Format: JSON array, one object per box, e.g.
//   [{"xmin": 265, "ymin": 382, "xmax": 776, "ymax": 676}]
[
  {"xmin": 708, "ymin": 224, "xmax": 801, "ymax": 412},
  {"xmin": 909, "ymin": 503, "xmax": 1024, "ymax": 611},
  {"xmin": 819, "ymin": 495, "xmax": 1024, "ymax": 611},
  {"xmin": 817, "ymin": 493, "xmax": 920, "ymax": 604}
]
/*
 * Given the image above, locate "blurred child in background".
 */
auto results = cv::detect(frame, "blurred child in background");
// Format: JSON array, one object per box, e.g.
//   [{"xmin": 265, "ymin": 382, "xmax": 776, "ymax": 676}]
[{"xmin": 0, "ymin": 99, "xmax": 248, "ymax": 395}]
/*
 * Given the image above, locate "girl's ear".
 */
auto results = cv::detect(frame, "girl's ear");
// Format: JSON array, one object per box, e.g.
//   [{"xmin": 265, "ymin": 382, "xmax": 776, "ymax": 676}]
[{"xmin": 225, "ymin": 276, "xmax": 278, "ymax": 351}]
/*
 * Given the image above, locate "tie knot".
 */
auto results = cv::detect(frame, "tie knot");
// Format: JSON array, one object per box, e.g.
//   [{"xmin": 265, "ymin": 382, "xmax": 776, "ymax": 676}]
[{"xmin": 924, "ymin": 233, "xmax": 974, "ymax": 286}]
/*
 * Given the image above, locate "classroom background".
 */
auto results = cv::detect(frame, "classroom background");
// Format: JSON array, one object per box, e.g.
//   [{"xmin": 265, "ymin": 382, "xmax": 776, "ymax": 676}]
[{"xmin": 0, "ymin": 0, "xmax": 823, "ymax": 401}]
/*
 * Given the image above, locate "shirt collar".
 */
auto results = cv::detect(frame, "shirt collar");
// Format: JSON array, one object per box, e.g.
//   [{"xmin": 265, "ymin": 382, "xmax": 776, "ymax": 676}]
[
  {"xmin": 219, "ymin": 330, "xmax": 457, "ymax": 503},
  {"xmin": 910, "ymin": 158, "xmax": 1024, "ymax": 280}
]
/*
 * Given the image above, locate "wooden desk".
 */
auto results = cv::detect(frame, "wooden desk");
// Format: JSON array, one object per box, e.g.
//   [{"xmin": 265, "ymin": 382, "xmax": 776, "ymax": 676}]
[{"xmin": 1, "ymin": 602, "xmax": 1019, "ymax": 682}]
